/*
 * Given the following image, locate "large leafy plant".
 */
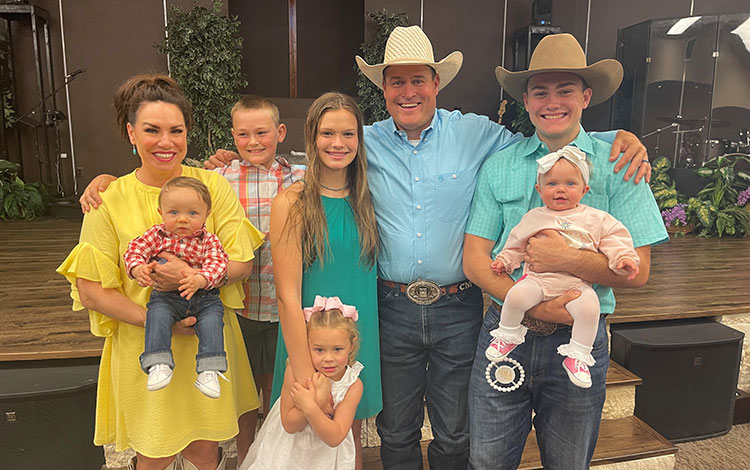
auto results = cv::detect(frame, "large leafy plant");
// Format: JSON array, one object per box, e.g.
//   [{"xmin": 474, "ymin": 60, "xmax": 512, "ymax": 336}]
[
  {"xmin": 1, "ymin": 30, "xmax": 15, "ymax": 128},
  {"xmin": 158, "ymin": 0, "xmax": 246, "ymax": 160},
  {"xmin": 650, "ymin": 157, "xmax": 683, "ymax": 212},
  {"xmin": 0, "ymin": 159, "xmax": 47, "ymax": 219},
  {"xmin": 686, "ymin": 153, "xmax": 750, "ymax": 237},
  {"xmin": 355, "ymin": 9, "xmax": 409, "ymax": 124}
]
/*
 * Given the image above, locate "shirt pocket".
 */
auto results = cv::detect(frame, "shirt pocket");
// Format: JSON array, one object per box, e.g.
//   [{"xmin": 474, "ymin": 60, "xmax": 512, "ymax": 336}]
[{"xmin": 433, "ymin": 171, "xmax": 475, "ymax": 222}]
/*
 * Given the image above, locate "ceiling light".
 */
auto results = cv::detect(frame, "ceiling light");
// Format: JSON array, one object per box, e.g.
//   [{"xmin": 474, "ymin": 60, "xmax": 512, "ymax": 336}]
[{"xmin": 667, "ymin": 17, "xmax": 702, "ymax": 36}]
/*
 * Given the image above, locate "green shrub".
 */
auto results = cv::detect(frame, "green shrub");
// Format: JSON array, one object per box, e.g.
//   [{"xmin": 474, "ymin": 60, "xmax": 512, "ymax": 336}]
[
  {"xmin": 355, "ymin": 9, "xmax": 409, "ymax": 124},
  {"xmin": 0, "ymin": 159, "xmax": 47, "ymax": 219},
  {"xmin": 158, "ymin": 0, "xmax": 246, "ymax": 160}
]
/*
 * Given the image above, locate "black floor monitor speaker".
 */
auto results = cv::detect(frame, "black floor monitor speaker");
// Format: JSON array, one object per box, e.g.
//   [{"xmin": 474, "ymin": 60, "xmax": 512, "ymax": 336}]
[
  {"xmin": 611, "ymin": 318, "xmax": 744, "ymax": 442},
  {"xmin": 0, "ymin": 357, "xmax": 103, "ymax": 470}
]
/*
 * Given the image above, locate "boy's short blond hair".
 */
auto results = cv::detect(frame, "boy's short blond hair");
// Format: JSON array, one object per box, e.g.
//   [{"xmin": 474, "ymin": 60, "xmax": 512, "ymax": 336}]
[{"xmin": 231, "ymin": 95, "xmax": 280, "ymax": 126}]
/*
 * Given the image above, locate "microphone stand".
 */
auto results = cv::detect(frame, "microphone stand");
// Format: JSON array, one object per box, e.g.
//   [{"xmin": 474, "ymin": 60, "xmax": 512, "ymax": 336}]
[
  {"xmin": 15, "ymin": 70, "xmax": 83, "ymax": 125},
  {"xmin": 15, "ymin": 70, "xmax": 84, "ymax": 196}
]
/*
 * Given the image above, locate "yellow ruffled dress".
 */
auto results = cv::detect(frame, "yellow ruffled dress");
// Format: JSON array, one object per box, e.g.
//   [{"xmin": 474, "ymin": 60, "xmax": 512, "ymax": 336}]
[{"xmin": 57, "ymin": 166, "xmax": 264, "ymax": 458}]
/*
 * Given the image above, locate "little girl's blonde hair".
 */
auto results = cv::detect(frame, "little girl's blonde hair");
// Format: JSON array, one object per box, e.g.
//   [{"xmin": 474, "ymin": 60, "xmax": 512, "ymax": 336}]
[{"xmin": 307, "ymin": 309, "xmax": 360, "ymax": 366}]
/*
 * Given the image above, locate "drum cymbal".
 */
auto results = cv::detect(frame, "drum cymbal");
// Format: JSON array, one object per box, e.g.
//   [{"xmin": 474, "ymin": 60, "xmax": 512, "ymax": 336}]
[{"xmin": 657, "ymin": 116, "xmax": 730, "ymax": 128}]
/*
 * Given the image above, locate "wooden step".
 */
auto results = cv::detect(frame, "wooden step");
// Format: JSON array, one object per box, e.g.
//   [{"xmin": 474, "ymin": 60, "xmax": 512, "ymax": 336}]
[
  {"xmin": 603, "ymin": 360, "xmax": 641, "ymax": 420},
  {"xmin": 607, "ymin": 360, "xmax": 642, "ymax": 387},
  {"xmin": 362, "ymin": 360, "xmax": 642, "ymax": 446},
  {"xmin": 519, "ymin": 416, "xmax": 676, "ymax": 469},
  {"xmin": 363, "ymin": 416, "xmax": 676, "ymax": 470}
]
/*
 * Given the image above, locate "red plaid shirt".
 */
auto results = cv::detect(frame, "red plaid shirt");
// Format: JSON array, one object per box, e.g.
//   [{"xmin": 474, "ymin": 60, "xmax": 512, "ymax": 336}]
[
  {"xmin": 217, "ymin": 157, "xmax": 305, "ymax": 320},
  {"xmin": 123, "ymin": 224, "xmax": 228, "ymax": 289}
]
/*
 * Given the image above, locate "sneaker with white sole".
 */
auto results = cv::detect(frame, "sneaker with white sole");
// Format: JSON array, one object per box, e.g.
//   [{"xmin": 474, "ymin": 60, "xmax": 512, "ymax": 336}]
[
  {"xmin": 195, "ymin": 370, "xmax": 229, "ymax": 399},
  {"xmin": 562, "ymin": 356, "xmax": 592, "ymax": 388},
  {"xmin": 147, "ymin": 364, "xmax": 173, "ymax": 391},
  {"xmin": 485, "ymin": 338, "xmax": 519, "ymax": 362}
]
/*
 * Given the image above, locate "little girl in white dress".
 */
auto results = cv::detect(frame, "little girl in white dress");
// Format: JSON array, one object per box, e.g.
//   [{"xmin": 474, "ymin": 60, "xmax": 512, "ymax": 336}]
[{"xmin": 239, "ymin": 295, "xmax": 364, "ymax": 470}]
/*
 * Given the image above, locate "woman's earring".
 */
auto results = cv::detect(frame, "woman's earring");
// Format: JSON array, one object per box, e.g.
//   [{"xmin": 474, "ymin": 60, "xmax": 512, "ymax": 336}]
[{"xmin": 132, "ymin": 145, "xmax": 137, "ymax": 155}]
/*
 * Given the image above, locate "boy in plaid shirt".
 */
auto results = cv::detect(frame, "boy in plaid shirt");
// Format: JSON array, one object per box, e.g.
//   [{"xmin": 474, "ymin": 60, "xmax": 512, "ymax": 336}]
[
  {"xmin": 124, "ymin": 176, "xmax": 230, "ymax": 399},
  {"xmin": 212, "ymin": 96, "xmax": 305, "ymax": 415}
]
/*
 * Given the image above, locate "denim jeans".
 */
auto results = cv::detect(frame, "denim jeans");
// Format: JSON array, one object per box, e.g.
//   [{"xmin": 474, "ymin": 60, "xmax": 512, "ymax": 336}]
[
  {"xmin": 376, "ymin": 279, "xmax": 483, "ymax": 469},
  {"xmin": 139, "ymin": 289, "xmax": 227, "ymax": 374},
  {"xmin": 468, "ymin": 304, "xmax": 609, "ymax": 470}
]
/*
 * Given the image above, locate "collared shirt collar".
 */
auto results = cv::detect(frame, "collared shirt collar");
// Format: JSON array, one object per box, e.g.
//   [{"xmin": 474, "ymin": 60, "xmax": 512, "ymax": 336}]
[
  {"xmin": 388, "ymin": 110, "xmax": 439, "ymax": 143},
  {"xmin": 157, "ymin": 223, "xmax": 207, "ymax": 240},
  {"xmin": 240, "ymin": 155, "xmax": 292, "ymax": 172},
  {"xmin": 519, "ymin": 125, "xmax": 594, "ymax": 158}
]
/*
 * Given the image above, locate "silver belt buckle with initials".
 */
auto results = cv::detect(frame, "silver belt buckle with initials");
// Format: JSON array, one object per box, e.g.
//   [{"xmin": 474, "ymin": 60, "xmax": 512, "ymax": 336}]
[{"xmin": 405, "ymin": 280, "xmax": 441, "ymax": 305}]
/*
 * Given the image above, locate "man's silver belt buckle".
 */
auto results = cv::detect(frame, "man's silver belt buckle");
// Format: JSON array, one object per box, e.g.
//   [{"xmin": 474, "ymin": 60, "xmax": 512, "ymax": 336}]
[{"xmin": 405, "ymin": 280, "xmax": 441, "ymax": 305}]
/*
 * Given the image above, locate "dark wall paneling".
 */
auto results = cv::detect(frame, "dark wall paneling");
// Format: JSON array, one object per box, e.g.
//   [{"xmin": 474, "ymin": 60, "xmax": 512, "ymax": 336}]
[
  {"xmin": 297, "ymin": 0, "xmax": 364, "ymax": 98},
  {"xmin": 229, "ymin": 0, "xmax": 288, "ymax": 97},
  {"xmin": 425, "ymin": 0, "xmax": 506, "ymax": 120}
]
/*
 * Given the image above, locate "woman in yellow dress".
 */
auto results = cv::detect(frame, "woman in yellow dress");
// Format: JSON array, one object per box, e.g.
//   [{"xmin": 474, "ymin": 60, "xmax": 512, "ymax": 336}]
[{"xmin": 57, "ymin": 75, "xmax": 264, "ymax": 470}]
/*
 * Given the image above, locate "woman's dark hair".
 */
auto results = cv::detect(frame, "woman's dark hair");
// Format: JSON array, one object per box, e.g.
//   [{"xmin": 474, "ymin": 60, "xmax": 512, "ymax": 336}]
[{"xmin": 113, "ymin": 74, "xmax": 193, "ymax": 140}]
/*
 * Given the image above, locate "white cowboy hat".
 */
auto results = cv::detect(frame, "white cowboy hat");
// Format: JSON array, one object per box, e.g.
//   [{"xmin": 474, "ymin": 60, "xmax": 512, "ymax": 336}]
[
  {"xmin": 495, "ymin": 33, "xmax": 623, "ymax": 106},
  {"xmin": 355, "ymin": 25, "xmax": 463, "ymax": 91}
]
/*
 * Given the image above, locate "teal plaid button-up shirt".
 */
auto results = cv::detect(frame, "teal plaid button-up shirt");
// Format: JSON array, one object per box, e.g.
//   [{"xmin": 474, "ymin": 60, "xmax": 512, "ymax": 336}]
[{"xmin": 465, "ymin": 127, "xmax": 668, "ymax": 313}]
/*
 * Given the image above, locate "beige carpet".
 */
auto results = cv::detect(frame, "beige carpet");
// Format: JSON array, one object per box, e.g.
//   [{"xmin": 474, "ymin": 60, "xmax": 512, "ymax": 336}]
[{"xmin": 674, "ymin": 423, "xmax": 750, "ymax": 469}]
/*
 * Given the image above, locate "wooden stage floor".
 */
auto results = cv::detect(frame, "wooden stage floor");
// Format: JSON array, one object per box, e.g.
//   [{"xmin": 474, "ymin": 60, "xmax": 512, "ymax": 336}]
[
  {"xmin": 0, "ymin": 218, "xmax": 103, "ymax": 362},
  {"xmin": 1, "ymin": 219, "xmax": 749, "ymax": 362}
]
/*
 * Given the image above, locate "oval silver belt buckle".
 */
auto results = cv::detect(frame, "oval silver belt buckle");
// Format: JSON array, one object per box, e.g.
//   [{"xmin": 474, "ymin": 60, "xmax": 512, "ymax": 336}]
[{"xmin": 405, "ymin": 280, "xmax": 441, "ymax": 305}]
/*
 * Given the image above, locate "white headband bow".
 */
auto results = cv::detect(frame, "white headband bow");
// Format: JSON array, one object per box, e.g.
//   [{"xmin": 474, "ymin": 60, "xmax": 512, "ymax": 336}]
[{"xmin": 536, "ymin": 146, "xmax": 590, "ymax": 184}]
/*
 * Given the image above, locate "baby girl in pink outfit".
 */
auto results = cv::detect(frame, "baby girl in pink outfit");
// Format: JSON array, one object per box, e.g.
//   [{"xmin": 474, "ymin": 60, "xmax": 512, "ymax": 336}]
[{"xmin": 486, "ymin": 146, "xmax": 639, "ymax": 388}]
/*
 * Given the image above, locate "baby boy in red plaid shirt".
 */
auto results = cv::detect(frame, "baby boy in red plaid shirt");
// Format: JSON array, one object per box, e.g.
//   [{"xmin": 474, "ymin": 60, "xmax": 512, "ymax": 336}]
[{"xmin": 124, "ymin": 176, "xmax": 230, "ymax": 398}]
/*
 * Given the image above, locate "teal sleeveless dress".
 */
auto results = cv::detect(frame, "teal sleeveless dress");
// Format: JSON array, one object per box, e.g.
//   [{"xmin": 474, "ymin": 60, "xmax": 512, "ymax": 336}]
[{"xmin": 270, "ymin": 196, "xmax": 382, "ymax": 419}]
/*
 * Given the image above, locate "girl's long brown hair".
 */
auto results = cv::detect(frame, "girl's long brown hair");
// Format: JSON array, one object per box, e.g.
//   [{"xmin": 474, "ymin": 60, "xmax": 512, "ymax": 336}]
[{"xmin": 289, "ymin": 92, "xmax": 378, "ymax": 268}]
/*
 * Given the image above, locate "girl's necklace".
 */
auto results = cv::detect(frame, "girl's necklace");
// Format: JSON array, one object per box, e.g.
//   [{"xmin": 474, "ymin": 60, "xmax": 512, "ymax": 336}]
[{"xmin": 320, "ymin": 182, "xmax": 349, "ymax": 192}]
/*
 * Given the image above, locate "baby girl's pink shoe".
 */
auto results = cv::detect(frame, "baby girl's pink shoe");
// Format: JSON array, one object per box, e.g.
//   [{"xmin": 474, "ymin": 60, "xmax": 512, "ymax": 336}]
[
  {"xmin": 562, "ymin": 357, "xmax": 592, "ymax": 388},
  {"xmin": 485, "ymin": 338, "xmax": 519, "ymax": 362}
]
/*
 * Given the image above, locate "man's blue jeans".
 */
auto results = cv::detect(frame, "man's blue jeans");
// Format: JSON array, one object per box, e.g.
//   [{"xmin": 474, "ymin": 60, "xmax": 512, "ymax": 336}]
[
  {"xmin": 139, "ymin": 289, "xmax": 227, "ymax": 374},
  {"xmin": 376, "ymin": 280, "xmax": 483, "ymax": 469},
  {"xmin": 468, "ymin": 304, "xmax": 609, "ymax": 470}
]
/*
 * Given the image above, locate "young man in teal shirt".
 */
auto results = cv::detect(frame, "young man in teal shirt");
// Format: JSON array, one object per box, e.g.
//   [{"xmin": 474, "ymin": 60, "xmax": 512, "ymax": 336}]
[{"xmin": 463, "ymin": 34, "xmax": 668, "ymax": 469}]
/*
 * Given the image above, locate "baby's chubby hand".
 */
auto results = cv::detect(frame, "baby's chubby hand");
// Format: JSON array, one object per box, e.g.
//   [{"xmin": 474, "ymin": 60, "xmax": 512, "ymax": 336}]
[
  {"xmin": 132, "ymin": 262, "xmax": 156, "ymax": 287},
  {"xmin": 616, "ymin": 258, "xmax": 640, "ymax": 280},
  {"xmin": 490, "ymin": 258, "xmax": 506, "ymax": 276}
]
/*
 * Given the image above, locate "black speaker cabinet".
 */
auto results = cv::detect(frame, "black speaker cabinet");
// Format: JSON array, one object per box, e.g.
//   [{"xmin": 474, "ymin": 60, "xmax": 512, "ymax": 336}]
[
  {"xmin": 0, "ymin": 358, "xmax": 103, "ymax": 470},
  {"xmin": 611, "ymin": 319, "xmax": 744, "ymax": 442}
]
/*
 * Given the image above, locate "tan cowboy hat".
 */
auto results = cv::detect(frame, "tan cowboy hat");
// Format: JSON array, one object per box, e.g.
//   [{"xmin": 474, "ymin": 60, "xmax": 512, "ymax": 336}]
[
  {"xmin": 495, "ymin": 33, "xmax": 623, "ymax": 106},
  {"xmin": 355, "ymin": 25, "xmax": 463, "ymax": 91}
]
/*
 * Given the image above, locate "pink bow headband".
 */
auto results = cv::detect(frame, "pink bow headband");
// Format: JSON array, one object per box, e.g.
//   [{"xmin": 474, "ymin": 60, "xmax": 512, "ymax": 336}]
[{"xmin": 303, "ymin": 295, "xmax": 359, "ymax": 322}]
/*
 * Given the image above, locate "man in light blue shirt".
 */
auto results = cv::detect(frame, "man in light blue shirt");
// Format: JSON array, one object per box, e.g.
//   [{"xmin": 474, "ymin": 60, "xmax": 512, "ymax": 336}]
[
  {"xmin": 356, "ymin": 26, "xmax": 652, "ymax": 468},
  {"xmin": 463, "ymin": 34, "xmax": 668, "ymax": 469}
]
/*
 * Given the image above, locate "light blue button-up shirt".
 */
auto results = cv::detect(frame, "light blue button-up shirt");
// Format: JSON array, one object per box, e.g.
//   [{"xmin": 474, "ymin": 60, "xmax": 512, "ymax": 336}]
[
  {"xmin": 465, "ymin": 127, "xmax": 669, "ymax": 313},
  {"xmin": 363, "ymin": 109, "xmax": 522, "ymax": 285}
]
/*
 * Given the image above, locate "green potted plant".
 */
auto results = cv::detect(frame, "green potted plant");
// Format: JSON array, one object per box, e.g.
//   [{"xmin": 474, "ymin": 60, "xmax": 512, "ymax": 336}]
[
  {"xmin": 0, "ymin": 30, "xmax": 14, "ymax": 129},
  {"xmin": 355, "ymin": 9, "xmax": 409, "ymax": 124},
  {"xmin": 685, "ymin": 153, "xmax": 750, "ymax": 237},
  {"xmin": 648, "ymin": 156, "xmax": 693, "ymax": 234},
  {"xmin": 0, "ymin": 159, "xmax": 47, "ymax": 219},
  {"xmin": 158, "ymin": 0, "xmax": 246, "ymax": 160}
]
